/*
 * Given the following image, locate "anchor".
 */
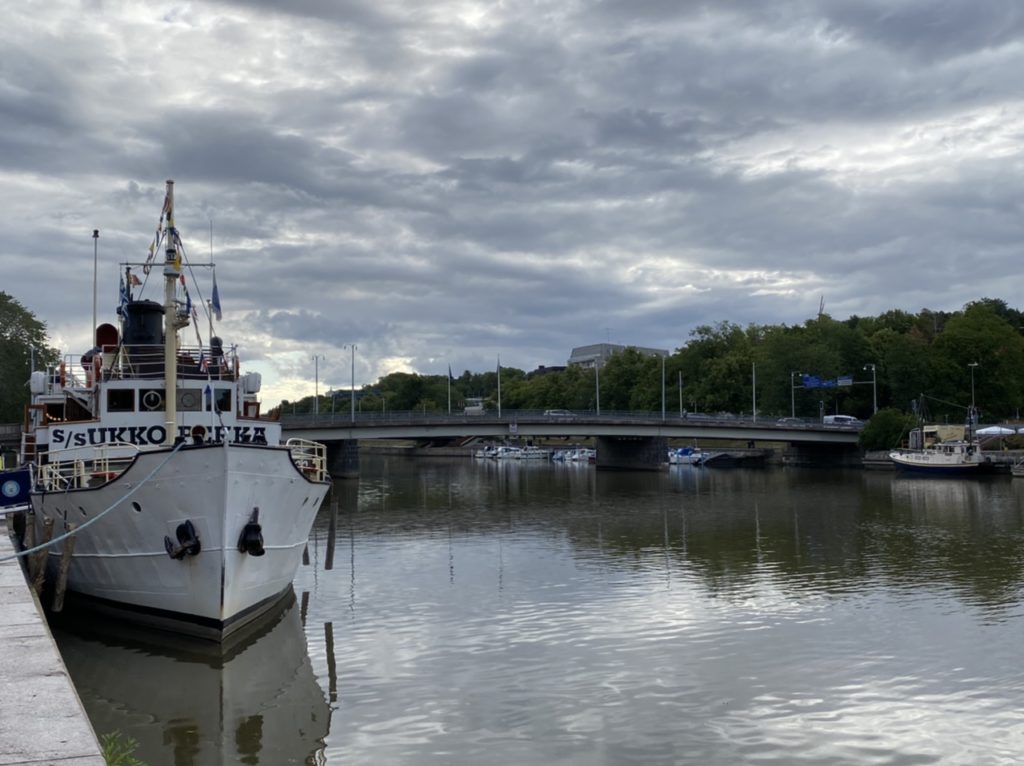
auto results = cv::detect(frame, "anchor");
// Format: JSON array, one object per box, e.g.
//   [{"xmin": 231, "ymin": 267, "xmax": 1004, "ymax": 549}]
[
  {"xmin": 164, "ymin": 519, "xmax": 201, "ymax": 560},
  {"xmin": 237, "ymin": 507, "xmax": 265, "ymax": 556}
]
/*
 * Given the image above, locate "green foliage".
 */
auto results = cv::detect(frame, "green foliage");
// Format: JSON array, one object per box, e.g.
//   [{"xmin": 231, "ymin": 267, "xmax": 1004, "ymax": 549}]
[
  {"xmin": 858, "ymin": 408, "xmax": 919, "ymax": 451},
  {"xmin": 99, "ymin": 731, "xmax": 146, "ymax": 766},
  {"xmin": 0, "ymin": 292, "xmax": 58, "ymax": 422},
  {"xmin": 279, "ymin": 298, "xmax": 1024, "ymax": 422}
]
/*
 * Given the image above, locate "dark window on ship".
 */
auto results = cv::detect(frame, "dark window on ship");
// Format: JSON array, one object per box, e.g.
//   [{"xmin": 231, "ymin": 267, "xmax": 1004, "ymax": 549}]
[
  {"xmin": 107, "ymin": 389, "xmax": 134, "ymax": 412},
  {"xmin": 214, "ymin": 388, "xmax": 232, "ymax": 414}
]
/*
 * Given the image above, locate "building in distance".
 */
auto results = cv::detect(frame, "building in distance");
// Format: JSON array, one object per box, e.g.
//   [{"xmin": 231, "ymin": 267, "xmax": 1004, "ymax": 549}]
[{"xmin": 567, "ymin": 343, "xmax": 668, "ymax": 369}]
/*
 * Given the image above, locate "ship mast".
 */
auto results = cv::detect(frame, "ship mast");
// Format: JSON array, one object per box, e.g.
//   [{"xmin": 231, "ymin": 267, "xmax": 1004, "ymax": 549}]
[{"xmin": 162, "ymin": 179, "xmax": 179, "ymax": 445}]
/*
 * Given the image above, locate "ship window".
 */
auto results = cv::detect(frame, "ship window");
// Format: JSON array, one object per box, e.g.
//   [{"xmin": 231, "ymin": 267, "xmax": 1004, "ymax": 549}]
[
  {"xmin": 214, "ymin": 388, "xmax": 232, "ymax": 414},
  {"xmin": 140, "ymin": 389, "xmax": 165, "ymax": 412},
  {"xmin": 177, "ymin": 389, "xmax": 202, "ymax": 412},
  {"xmin": 107, "ymin": 389, "xmax": 134, "ymax": 412}
]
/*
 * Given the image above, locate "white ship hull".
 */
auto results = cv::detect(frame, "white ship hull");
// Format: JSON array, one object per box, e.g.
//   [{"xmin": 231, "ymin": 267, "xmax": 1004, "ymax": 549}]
[
  {"xmin": 889, "ymin": 441, "xmax": 994, "ymax": 475},
  {"xmin": 32, "ymin": 443, "xmax": 328, "ymax": 637}
]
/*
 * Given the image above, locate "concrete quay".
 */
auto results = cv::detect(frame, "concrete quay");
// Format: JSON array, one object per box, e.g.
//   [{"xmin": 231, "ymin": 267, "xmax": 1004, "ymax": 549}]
[{"xmin": 0, "ymin": 514, "xmax": 104, "ymax": 766}]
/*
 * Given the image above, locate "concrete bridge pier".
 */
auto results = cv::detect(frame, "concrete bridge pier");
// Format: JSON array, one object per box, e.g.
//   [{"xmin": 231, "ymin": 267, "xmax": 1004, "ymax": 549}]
[
  {"xmin": 326, "ymin": 439, "xmax": 360, "ymax": 479},
  {"xmin": 595, "ymin": 435, "xmax": 668, "ymax": 472}
]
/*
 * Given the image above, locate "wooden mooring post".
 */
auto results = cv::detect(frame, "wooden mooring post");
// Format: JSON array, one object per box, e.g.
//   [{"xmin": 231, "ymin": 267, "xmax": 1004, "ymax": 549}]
[
  {"xmin": 51, "ymin": 523, "xmax": 76, "ymax": 612},
  {"xmin": 31, "ymin": 517, "xmax": 53, "ymax": 594}
]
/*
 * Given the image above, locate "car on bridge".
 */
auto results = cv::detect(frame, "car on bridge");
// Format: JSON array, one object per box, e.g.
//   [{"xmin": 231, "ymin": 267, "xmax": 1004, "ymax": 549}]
[
  {"xmin": 776, "ymin": 417, "xmax": 807, "ymax": 426},
  {"xmin": 543, "ymin": 409, "xmax": 576, "ymax": 421}
]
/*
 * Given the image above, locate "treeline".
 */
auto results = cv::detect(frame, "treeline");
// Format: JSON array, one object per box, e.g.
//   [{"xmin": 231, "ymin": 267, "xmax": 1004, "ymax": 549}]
[
  {"xmin": 0, "ymin": 293, "xmax": 58, "ymax": 423},
  {"xmin": 284, "ymin": 298, "xmax": 1024, "ymax": 424},
  {"xmin": 3, "ymin": 289, "xmax": 1020, "ymax": 427}
]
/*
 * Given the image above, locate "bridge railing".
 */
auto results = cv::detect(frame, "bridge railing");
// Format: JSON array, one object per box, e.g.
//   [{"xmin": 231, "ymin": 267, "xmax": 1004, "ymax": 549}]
[{"xmin": 280, "ymin": 410, "xmax": 864, "ymax": 431}]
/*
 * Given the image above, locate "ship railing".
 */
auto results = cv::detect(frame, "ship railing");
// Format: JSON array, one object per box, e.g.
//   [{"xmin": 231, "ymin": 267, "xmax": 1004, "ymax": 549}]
[
  {"xmin": 285, "ymin": 438, "xmax": 329, "ymax": 482},
  {"xmin": 36, "ymin": 442, "xmax": 141, "ymax": 491},
  {"xmin": 59, "ymin": 343, "xmax": 242, "ymax": 383},
  {"xmin": 102, "ymin": 344, "xmax": 241, "ymax": 383}
]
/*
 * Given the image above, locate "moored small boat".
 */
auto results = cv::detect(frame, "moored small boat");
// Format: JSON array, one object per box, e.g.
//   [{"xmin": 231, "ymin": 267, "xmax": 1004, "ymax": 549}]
[{"xmin": 889, "ymin": 439, "xmax": 994, "ymax": 475}]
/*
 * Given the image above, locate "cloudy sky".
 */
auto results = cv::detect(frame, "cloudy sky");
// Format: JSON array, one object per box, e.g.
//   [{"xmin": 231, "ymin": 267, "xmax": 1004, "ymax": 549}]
[{"xmin": 4, "ymin": 1, "xmax": 1024, "ymax": 404}]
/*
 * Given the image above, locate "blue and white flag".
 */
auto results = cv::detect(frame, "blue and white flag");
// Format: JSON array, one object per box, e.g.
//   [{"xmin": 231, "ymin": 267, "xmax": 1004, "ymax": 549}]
[
  {"xmin": 0, "ymin": 468, "xmax": 31, "ymax": 508},
  {"xmin": 117, "ymin": 275, "xmax": 130, "ymax": 325},
  {"xmin": 211, "ymin": 273, "xmax": 222, "ymax": 321}
]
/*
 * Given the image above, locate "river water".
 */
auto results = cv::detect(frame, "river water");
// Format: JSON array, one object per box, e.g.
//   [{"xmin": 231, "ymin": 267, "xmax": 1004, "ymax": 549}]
[{"xmin": 53, "ymin": 457, "xmax": 1024, "ymax": 765}]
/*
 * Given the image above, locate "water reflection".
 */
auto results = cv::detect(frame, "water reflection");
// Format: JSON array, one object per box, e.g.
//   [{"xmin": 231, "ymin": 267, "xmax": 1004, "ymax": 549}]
[
  {"xmin": 54, "ymin": 459, "xmax": 1024, "ymax": 765},
  {"xmin": 53, "ymin": 594, "xmax": 330, "ymax": 765}
]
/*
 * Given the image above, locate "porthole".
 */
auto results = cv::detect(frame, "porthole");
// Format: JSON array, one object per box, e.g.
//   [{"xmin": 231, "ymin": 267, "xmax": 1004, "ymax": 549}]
[
  {"xmin": 78, "ymin": 506, "xmax": 87, "ymax": 517},
  {"xmin": 131, "ymin": 501, "xmax": 142, "ymax": 513}
]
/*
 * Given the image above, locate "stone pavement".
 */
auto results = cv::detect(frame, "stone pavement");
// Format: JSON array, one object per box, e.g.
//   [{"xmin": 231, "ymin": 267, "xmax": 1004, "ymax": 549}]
[{"xmin": 0, "ymin": 513, "xmax": 104, "ymax": 766}]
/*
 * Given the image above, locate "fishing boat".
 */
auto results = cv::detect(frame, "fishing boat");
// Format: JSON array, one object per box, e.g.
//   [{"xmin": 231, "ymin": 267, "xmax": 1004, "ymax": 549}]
[
  {"xmin": 889, "ymin": 420, "xmax": 995, "ymax": 475},
  {"xmin": 889, "ymin": 439, "xmax": 994, "ymax": 474},
  {"xmin": 13, "ymin": 180, "xmax": 331, "ymax": 639}
]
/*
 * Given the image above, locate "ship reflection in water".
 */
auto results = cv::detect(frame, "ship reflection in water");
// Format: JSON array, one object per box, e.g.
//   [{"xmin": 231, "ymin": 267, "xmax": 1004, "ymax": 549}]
[{"xmin": 51, "ymin": 591, "xmax": 330, "ymax": 765}]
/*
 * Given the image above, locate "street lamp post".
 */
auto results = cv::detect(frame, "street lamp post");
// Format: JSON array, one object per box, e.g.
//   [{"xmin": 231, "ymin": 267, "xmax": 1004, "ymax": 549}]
[
  {"xmin": 595, "ymin": 363, "xmax": 601, "ymax": 416},
  {"xmin": 752, "ymin": 362, "xmax": 757, "ymax": 422},
  {"xmin": 864, "ymin": 363, "xmax": 877, "ymax": 414},
  {"xmin": 968, "ymin": 362, "xmax": 979, "ymax": 423},
  {"xmin": 661, "ymin": 354, "xmax": 666, "ymax": 421},
  {"xmin": 678, "ymin": 371, "xmax": 683, "ymax": 417},
  {"xmin": 351, "ymin": 345, "xmax": 356, "ymax": 423},
  {"xmin": 790, "ymin": 371, "xmax": 801, "ymax": 418},
  {"xmin": 312, "ymin": 354, "xmax": 324, "ymax": 416}
]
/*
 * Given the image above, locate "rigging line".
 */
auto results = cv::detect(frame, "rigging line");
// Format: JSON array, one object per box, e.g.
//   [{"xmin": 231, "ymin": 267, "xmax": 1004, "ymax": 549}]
[
  {"xmin": 0, "ymin": 440, "xmax": 187, "ymax": 564},
  {"xmin": 919, "ymin": 393, "xmax": 970, "ymax": 412}
]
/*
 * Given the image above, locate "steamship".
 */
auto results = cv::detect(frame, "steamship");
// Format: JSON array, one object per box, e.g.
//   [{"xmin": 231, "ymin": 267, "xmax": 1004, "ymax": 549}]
[{"xmin": 17, "ymin": 180, "xmax": 331, "ymax": 639}]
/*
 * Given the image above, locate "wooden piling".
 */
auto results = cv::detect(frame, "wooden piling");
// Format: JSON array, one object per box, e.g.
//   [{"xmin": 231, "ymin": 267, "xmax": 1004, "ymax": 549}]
[
  {"xmin": 325, "ymin": 499, "xmax": 338, "ymax": 571},
  {"xmin": 31, "ymin": 517, "xmax": 53, "ymax": 594},
  {"xmin": 51, "ymin": 523, "xmax": 76, "ymax": 612},
  {"xmin": 23, "ymin": 514, "xmax": 36, "ymax": 580}
]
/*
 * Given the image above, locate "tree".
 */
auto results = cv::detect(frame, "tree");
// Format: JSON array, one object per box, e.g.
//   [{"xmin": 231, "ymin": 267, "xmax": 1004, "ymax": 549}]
[
  {"xmin": 0, "ymin": 292, "xmax": 57, "ymax": 423},
  {"xmin": 858, "ymin": 408, "xmax": 918, "ymax": 451}
]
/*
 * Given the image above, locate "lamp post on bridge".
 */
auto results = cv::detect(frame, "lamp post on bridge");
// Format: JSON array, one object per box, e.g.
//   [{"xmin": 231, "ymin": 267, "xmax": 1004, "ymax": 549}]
[
  {"xmin": 968, "ymin": 362, "xmax": 979, "ymax": 424},
  {"xmin": 863, "ymin": 363, "xmax": 877, "ymax": 414},
  {"xmin": 661, "ymin": 354, "xmax": 666, "ymax": 421},
  {"xmin": 312, "ymin": 354, "xmax": 324, "ymax": 416},
  {"xmin": 790, "ymin": 371, "xmax": 801, "ymax": 418},
  {"xmin": 344, "ymin": 344, "xmax": 357, "ymax": 423}
]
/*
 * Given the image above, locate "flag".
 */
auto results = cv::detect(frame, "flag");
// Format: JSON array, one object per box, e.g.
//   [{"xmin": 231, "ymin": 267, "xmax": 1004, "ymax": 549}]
[
  {"xmin": 211, "ymin": 274, "xmax": 222, "ymax": 321},
  {"xmin": 199, "ymin": 351, "xmax": 209, "ymax": 373},
  {"xmin": 129, "ymin": 273, "xmax": 141, "ymax": 286},
  {"xmin": 118, "ymin": 275, "xmax": 129, "ymax": 316},
  {"xmin": 185, "ymin": 290, "xmax": 192, "ymax": 319},
  {"xmin": 0, "ymin": 467, "xmax": 31, "ymax": 508}
]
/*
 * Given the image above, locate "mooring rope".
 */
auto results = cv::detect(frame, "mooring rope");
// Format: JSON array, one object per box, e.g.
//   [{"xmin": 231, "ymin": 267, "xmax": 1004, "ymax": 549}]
[{"xmin": 0, "ymin": 440, "xmax": 187, "ymax": 563}]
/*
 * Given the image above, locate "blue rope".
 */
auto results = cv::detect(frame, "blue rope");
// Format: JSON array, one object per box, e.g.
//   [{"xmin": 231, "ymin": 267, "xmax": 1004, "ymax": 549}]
[{"xmin": 0, "ymin": 440, "xmax": 187, "ymax": 563}]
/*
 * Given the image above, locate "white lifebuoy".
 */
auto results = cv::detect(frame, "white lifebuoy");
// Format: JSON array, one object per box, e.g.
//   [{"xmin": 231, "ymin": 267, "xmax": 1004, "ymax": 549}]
[{"xmin": 142, "ymin": 390, "xmax": 164, "ymax": 411}]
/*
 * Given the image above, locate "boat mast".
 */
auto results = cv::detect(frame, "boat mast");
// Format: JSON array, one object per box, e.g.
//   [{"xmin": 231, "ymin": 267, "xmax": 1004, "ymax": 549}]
[{"xmin": 162, "ymin": 179, "xmax": 179, "ymax": 445}]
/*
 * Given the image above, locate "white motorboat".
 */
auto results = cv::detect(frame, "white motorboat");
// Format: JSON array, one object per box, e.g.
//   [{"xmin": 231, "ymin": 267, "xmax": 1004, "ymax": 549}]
[
  {"xmin": 517, "ymin": 446, "xmax": 551, "ymax": 460},
  {"xmin": 668, "ymin": 447, "xmax": 721, "ymax": 466},
  {"xmin": 491, "ymin": 446, "xmax": 523, "ymax": 459},
  {"xmin": 15, "ymin": 180, "xmax": 331, "ymax": 639},
  {"xmin": 889, "ymin": 439, "xmax": 994, "ymax": 474}
]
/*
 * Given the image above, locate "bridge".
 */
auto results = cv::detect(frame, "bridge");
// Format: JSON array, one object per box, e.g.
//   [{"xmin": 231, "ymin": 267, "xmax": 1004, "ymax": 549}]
[{"xmin": 280, "ymin": 410, "xmax": 863, "ymax": 475}]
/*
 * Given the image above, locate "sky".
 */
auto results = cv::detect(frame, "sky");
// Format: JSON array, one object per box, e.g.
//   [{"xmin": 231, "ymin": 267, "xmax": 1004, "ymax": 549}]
[{"xmin": 4, "ymin": 1, "xmax": 1024, "ymax": 405}]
